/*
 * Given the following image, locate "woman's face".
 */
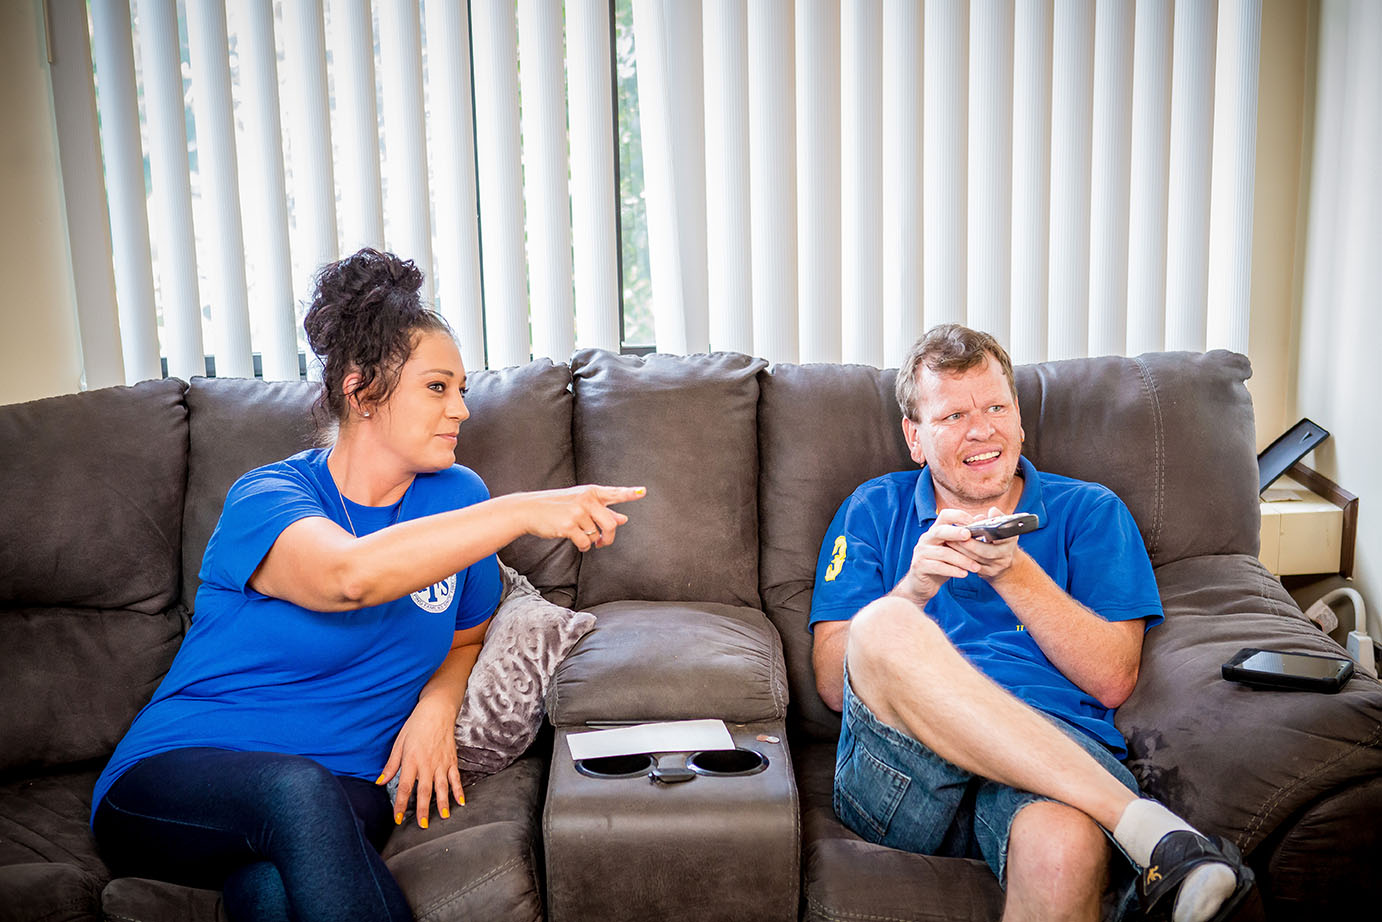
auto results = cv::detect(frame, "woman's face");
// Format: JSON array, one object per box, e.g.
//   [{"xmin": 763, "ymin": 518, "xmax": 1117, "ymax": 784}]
[{"xmin": 366, "ymin": 330, "xmax": 470, "ymax": 473}]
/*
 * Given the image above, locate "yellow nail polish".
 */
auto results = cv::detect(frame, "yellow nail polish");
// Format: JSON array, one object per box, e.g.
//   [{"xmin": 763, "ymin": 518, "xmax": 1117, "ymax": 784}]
[
  {"xmin": 459, "ymin": 794, "xmax": 466, "ymax": 806},
  {"xmin": 441, "ymin": 807, "xmax": 449, "ymax": 819},
  {"xmin": 374, "ymin": 772, "xmax": 388, "ymax": 785},
  {"xmin": 394, "ymin": 812, "xmax": 403, "ymax": 825},
  {"xmin": 420, "ymin": 815, "xmax": 428, "ymax": 829},
  {"xmin": 635, "ymin": 487, "xmax": 646, "ymax": 495}
]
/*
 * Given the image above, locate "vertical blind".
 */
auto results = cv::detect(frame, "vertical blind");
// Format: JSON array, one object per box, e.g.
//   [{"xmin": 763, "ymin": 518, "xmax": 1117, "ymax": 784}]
[{"xmin": 71, "ymin": 0, "xmax": 1261, "ymax": 383}]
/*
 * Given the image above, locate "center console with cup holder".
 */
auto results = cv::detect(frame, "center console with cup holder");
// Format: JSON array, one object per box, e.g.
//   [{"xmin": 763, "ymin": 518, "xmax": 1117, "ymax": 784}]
[{"xmin": 541, "ymin": 601, "xmax": 799, "ymax": 922}]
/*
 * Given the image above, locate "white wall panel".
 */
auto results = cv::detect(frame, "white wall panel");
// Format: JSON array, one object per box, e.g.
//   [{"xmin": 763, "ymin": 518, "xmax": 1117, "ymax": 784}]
[
  {"xmin": 841, "ymin": 0, "xmax": 883, "ymax": 366},
  {"xmin": 1010, "ymin": 0, "xmax": 1053, "ymax": 365},
  {"xmin": 923, "ymin": 0, "xmax": 968, "ymax": 330},
  {"xmin": 378, "ymin": 0, "xmax": 432, "ymax": 306},
  {"xmin": 704, "ymin": 0, "xmax": 754, "ymax": 355},
  {"xmin": 568, "ymin": 0, "xmax": 622, "ymax": 352},
  {"xmin": 1165, "ymin": 0, "xmax": 1217, "ymax": 351},
  {"xmin": 748, "ymin": 0, "xmax": 798, "ymax": 362},
  {"xmin": 519, "ymin": 0, "xmax": 576, "ymax": 361},
  {"xmin": 1047, "ymin": 0, "xmax": 1094, "ymax": 361},
  {"xmin": 966, "ymin": 0, "xmax": 1013, "ymax": 351},
  {"xmin": 471, "ymin": 0, "xmax": 531, "ymax": 367},
  {"xmin": 425, "ymin": 0, "xmax": 486, "ymax": 370},
  {"xmin": 234, "ymin": 0, "xmax": 299, "ymax": 380},
  {"xmin": 330, "ymin": 0, "xmax": 385, "ymax": 252},
  {"xmin": 187, "ymin": 0, "xmax": 253, "ymax": 378},
  {"xmin": 796, "ymin": 0, "xmax": 842, "ymax": 364},
  {"xmin": 1087, "ymin": 0, "xmax": 1133, "ymax": 357},
  {"xmin": 1126, "ymin": 0, "xmax": 1173, "ymax": 355},
  {"xmin": 1206, "ymin": 0, "xmax": 1261, "ymax": 354},
  {"xmin": 138, "ymin": 0, "xmax": 205, "ymax": 380}
]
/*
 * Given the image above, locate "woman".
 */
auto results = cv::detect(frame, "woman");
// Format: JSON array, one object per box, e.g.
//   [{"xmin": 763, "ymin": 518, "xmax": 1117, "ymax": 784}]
[{"xmin": 91, "ymin": 249, "xmax": 642, "ymax": 922}]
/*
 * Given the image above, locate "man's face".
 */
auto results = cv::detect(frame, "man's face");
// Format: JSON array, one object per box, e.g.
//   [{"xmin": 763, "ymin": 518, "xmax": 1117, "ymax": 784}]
[{"xmin": 902, "ymin": 354, "xmax": 1024, "ymax": 513}]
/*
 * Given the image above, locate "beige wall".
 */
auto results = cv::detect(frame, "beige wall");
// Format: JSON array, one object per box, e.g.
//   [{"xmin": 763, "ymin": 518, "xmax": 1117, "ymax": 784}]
[
  {"xmin": 1292, "ymin": 0, "xmax": 1382, "ymax": 637},
  {"xmin": 0, "ymin": 0, "xmax": 84, "ymax": 405},
  {"xmin": 1246, "ymin": 0, "xmax": 1309, "ymax": 451}
]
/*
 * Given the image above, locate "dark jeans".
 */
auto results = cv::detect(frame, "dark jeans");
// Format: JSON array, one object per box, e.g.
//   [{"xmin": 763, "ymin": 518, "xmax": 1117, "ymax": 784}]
[{"xmin": 93, "ymin": 748, "xmax": 412, "ymax": 922}]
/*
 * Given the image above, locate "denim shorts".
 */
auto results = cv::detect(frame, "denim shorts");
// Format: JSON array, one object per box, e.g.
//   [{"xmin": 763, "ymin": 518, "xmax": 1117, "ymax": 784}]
[{"xmin": 833, "ymin": 668, "xmax": 1140, "ymax": 887}]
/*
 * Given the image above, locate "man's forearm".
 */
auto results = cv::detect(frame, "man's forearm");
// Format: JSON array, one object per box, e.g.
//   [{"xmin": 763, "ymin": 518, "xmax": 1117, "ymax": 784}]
[{"xmin": 989, "ymin": 553, "xmax": 1142, "ymax": 708}]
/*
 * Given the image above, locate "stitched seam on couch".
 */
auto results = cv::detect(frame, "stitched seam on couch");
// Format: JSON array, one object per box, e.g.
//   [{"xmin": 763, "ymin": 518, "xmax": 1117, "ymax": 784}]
[
  {"xmin": 414, "ymin": 854, "xmax": 529, "ymax": 922},
  {"xmin": 1241, "ymin": 719, "xmax": 1382, "ymax": 849},
  {"xmin": 806, "ymin": 893, "xmax": 938, "ymax": 922},
  {"xmin": 1131, "ymin": 356, "xmax": 1165, "ymax": 560},
  {"xmin": 770, "ymin": 624, "xmax": 787, "ymax": 719},
  {"xmin": 1254, "ymin": 560, "xmax": 1287, "ymax": 621},
  {"xmin": 27, "ymin": 897, "xmax": 99, "ymax": 922}
]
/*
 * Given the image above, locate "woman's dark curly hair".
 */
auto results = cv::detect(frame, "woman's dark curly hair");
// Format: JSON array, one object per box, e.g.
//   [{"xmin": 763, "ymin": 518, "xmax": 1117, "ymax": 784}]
[{"xmin": 303, "ymin": 248, "xmax": 452, "ymax": 428}]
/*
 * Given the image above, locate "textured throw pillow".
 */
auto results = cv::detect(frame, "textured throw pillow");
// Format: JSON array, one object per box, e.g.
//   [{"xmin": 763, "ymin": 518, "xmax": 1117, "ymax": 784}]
[{"xmin": 453, "ymin": 562, "xmax": 596, "ymax": 783}]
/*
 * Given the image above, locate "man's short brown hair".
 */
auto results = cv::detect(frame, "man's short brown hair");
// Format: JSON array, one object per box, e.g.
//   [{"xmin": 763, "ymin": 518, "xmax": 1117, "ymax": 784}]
[{"xmin": 895, "ymin": 324, "xmax": 1018, "ymax": 421}]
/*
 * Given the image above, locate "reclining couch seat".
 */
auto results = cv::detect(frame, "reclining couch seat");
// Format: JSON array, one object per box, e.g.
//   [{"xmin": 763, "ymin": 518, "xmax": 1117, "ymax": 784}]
[{"xmin": 2, "ymin": 347, "xmax": 1380, "ymax": 922}]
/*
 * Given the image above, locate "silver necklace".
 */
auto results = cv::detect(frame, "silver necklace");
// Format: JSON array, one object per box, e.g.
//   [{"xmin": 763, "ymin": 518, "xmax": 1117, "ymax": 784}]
[
  {"xmin": 337, "ymin": 483, "xmax": 358, "ymax": 537},
  {"xmin": 329, "ymin": 452, "xmax": 358, "ymax": 537}
]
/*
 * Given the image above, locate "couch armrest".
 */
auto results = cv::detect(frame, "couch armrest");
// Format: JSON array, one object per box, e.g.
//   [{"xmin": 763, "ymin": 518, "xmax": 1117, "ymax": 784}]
[
  {"xmin": 546, "ymin": 601, "xmax": 788, "ymax": 727},
  {"xmin": 1117, "ymin": 554, "xmax": 1382, "ymax": 863}
]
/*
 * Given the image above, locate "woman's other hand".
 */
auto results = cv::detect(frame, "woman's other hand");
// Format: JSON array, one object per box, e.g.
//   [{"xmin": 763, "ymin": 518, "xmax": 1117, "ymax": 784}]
[
  {"xmin": 377, "ymin": 695, "xmax": 464, "ymax": 829},
  {"xmin": 376, "ymin": 622, "xmax": 487, "ymax": 829},
  {"xmin": 516, "ymin": 484, "xmax": 646, "ymax": 552}
]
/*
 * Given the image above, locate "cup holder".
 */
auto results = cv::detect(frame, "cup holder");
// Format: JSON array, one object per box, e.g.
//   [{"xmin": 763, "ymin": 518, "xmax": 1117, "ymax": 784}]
[
  {"xmin": 686, "ymin": 747, "xmax": 768, "ymax": 777},
  {"xmin": 575, "ymin": 753, "xmax": 656, "ymax": 779}
]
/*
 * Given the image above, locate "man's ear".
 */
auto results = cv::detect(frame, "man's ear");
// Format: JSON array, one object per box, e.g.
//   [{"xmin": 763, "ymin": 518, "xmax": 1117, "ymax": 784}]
[{"xmin": 901, "ymin": 417, "xmax": 926, "ymax": 466}]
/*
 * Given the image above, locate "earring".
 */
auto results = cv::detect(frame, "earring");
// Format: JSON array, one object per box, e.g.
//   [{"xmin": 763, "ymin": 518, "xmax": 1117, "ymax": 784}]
[{"xmin": 362, "ymin": 410, "xmax": 371, "ymax": 418}]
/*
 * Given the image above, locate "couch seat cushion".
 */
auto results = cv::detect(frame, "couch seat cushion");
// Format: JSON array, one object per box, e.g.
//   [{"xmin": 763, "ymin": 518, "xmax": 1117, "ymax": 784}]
[
  {"xmin": 0, "ymin": 765, "xmax": 107, "ymax": 922},
  {"xmin": 794, "ymin": 742, "xmax": 1004, "ymax": 922},
  {"xmin": 91, "ymin": 751, "xmax": 546, "ymax": 922},
  {"xmin": 547, "ymin": 601, "xmax": 788, "ymax": 727},
  {"xmin": 1118, "ymin": 554, "xmax": 1382, "ymax": 856}
]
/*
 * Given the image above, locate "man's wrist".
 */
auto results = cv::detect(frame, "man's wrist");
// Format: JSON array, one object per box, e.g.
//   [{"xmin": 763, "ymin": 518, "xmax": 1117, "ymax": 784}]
[{"xmin": 890, "ymin": 574, "xmax": 934, "ymax": 607}]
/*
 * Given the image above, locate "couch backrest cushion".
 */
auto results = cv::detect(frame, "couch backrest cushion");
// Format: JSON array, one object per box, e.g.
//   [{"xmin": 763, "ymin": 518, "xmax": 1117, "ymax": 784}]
[
  {"xmin": 2, "ymin": 606, "xmax": 183, "ymax": 772},
  {"xmin": 572, "ymin": 350, "xmax": 768, "ymax": 609},
  {"xmin": 1, "ymin": 378, "xmax": 188, "ymax": 613},
  {"xmin": 758, "ymin": 350, "xmax": 1258, "ymax": 741},
  {"xmin": 1014, "ymin": 350, "xmax": 1259, "ymax": 567},
  {"xmin": 758, "ymin": 363, "xmax": 911, "ymax": 740},
  {"xmin": 183, "ymin": 363, "xmax": 580, "ymax": 609},
  {"xmin": 182, "ymin": 377, "xmax": 320, "ymax": 608},
  {"xmin": 453, "ymin": 360, "xmax": 579, "ymax": 606}
]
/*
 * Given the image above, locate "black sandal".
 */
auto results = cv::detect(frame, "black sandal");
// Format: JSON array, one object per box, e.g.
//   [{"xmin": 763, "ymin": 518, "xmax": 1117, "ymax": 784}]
[{"xmin": 1137, "ymin": 830, "xmax": 1255, "ymax": 922}]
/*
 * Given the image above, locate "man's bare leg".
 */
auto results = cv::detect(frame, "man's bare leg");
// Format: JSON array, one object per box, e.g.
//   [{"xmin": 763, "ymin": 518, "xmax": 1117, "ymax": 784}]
[
  {"xmin": 847, "ymin": 596, "xmax": 1244, "ymax": 922},
  {"xmin": 1004, "ymin": 802, "xmax": 1108, "ymax": 922},
  {"xmin": 846, "ymin": 597, "xmax": 1136, "ymax": 828}
]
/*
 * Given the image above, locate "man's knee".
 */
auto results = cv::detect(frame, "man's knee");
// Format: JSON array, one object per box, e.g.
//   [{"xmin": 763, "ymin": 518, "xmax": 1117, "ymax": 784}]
[
  {"xmin": 1006, "ymin": 801, "xmax": 1109, "ymax": 909},
  {"xmin": 848, "ymin": 596, "xmax": 938, "ymax": 672}
]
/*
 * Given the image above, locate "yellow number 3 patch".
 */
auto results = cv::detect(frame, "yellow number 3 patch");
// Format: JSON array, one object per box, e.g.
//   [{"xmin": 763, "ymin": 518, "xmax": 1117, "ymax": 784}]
[{"xmin": 824, "ymin": 535, "xmax": 847, "ymax": 582}]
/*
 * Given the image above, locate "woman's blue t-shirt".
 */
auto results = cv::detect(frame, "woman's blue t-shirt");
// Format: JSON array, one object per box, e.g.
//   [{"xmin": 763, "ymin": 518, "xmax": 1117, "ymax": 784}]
[{"xmin": 91, "ymin": 448, "xmax": 503, "ymax": 821}]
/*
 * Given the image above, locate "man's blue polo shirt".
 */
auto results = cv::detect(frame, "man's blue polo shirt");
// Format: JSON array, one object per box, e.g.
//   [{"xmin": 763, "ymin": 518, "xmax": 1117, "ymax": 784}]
[{"xmin": 810, "ymin": 456, "xmax": 1163, "ymax": 756}]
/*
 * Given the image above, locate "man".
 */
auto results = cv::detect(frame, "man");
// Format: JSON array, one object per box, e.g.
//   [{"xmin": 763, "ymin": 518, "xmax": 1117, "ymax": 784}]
[{"xmin": 810, "ymin": 325, "xmax": 1252, "ymax": 922}]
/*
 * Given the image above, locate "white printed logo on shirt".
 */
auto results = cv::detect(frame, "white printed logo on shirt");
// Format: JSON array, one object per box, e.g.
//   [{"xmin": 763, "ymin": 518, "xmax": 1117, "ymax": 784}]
[{"xmin": 411, "ymin": 574, "xmax": 456, "ymax": 614}]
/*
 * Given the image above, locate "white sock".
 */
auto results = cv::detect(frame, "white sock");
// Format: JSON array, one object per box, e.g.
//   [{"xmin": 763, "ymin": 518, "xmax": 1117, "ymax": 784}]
[
  {"xmin": 1112, "ymin": 800, "xmax": 1239, "ymax": 922},
  {"xmin": 1172, "ymin": 865, "xmax": 1239, "ymax": 922},
  {"xmin": 1112, "ymin": 798, "xmax": 1195, "ymax": 866}
]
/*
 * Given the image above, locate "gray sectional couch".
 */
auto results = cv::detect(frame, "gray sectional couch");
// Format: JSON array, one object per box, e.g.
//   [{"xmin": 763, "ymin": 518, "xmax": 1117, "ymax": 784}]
[{"xmin": 2, "ymin": 347, "xmax": 1379, "ymax": 922}]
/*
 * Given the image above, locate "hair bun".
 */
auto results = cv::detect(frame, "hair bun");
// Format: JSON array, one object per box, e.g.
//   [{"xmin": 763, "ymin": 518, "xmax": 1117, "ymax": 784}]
[
  {"xmin": 388, "ymin": 257, "xmax": 423, "ymax": 295},
  {"xmin": 303, "ymin": 248, "xmax": 427, "ymax": 356}
]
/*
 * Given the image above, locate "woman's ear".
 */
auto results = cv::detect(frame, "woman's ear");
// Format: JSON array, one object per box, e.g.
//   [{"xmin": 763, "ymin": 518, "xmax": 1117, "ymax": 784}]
[{"xmin": 343, "ymin": 372, "xmax": 373, "ymax": 419}]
